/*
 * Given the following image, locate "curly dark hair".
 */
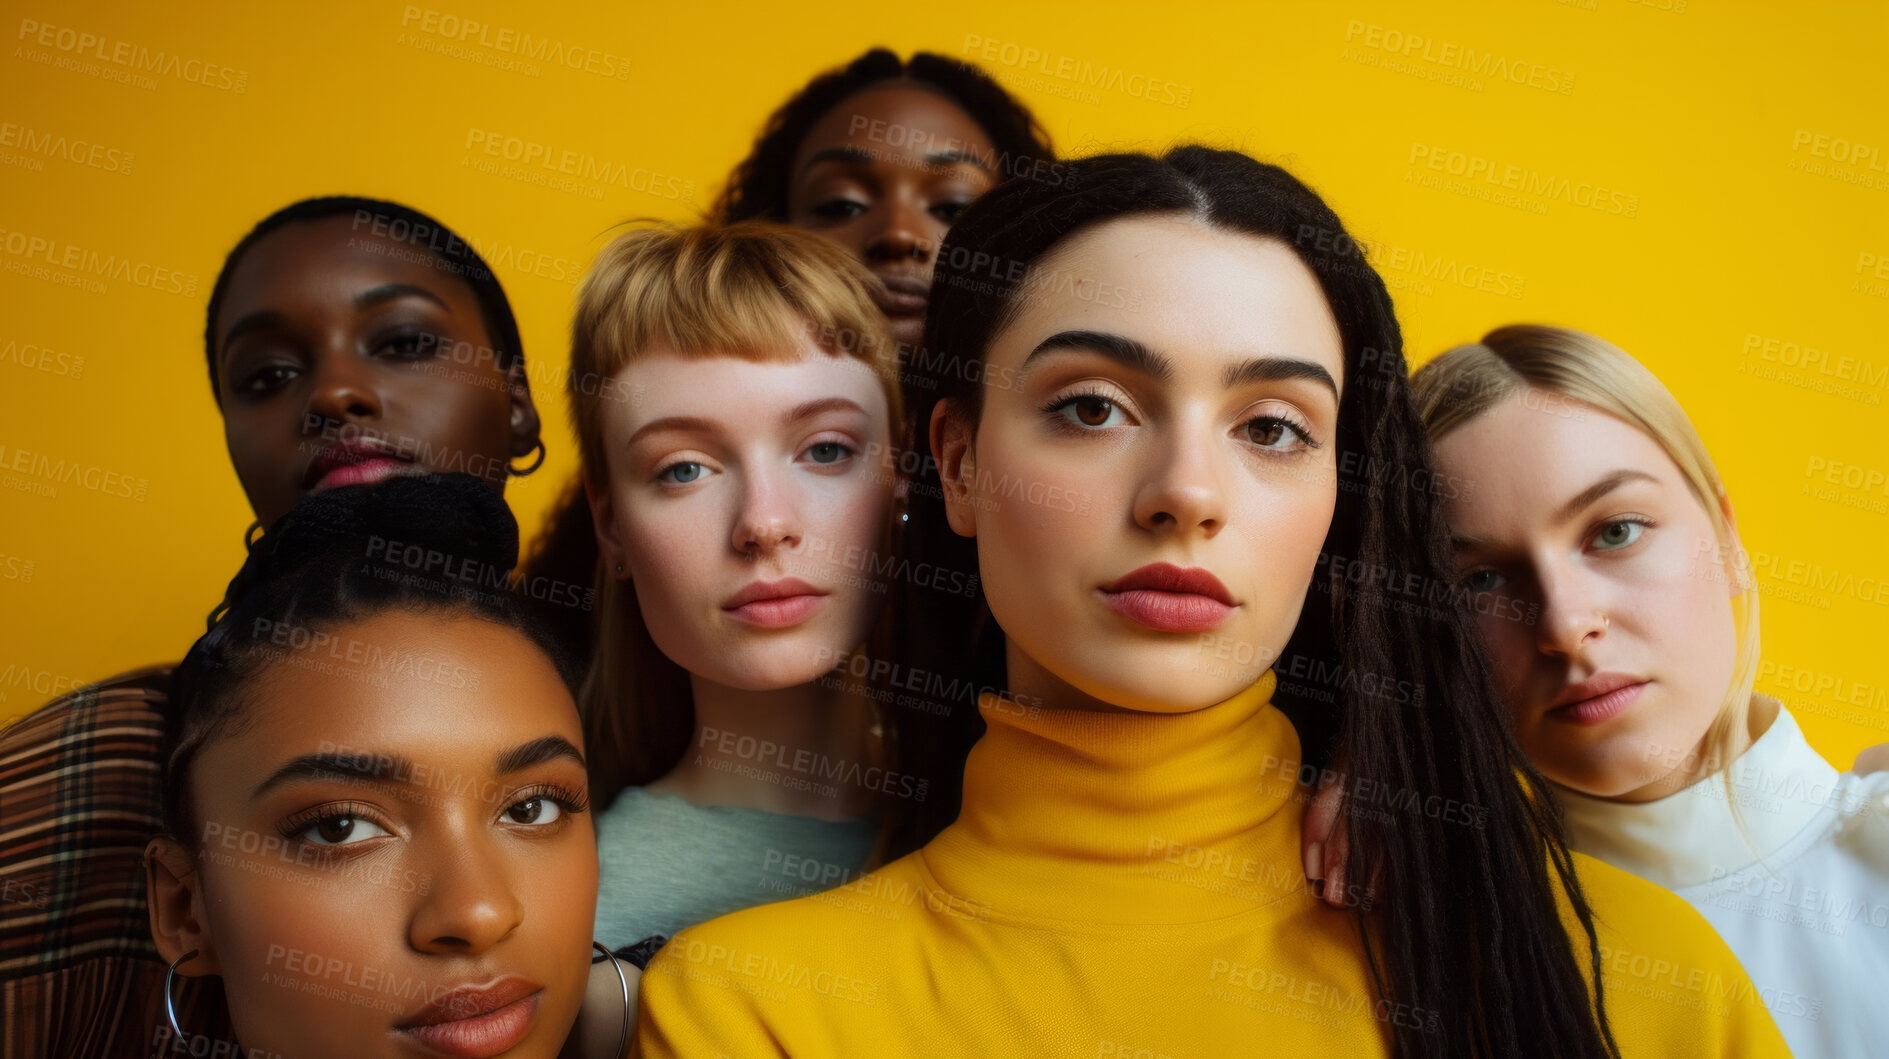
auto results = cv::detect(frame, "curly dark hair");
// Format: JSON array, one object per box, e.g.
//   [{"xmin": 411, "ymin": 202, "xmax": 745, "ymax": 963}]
[
  {"xmin": 161, "ymin": 473, "xmax": 579, "ymax": 844},
  {"xmin": 710, "ymin": 47, "xmax": 1054, "ymax": 224}
]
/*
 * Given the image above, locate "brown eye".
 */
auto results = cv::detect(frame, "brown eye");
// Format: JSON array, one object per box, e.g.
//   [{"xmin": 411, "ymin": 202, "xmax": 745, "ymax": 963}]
[
  {"xmin": 1247, "ymin": 420, "xmax": 1288, "ymax": 447},
  {"xmin": 294, "ymin": 812, "xmax": 391, "ymax": 847},
  {"xmin": 1074, "ymin": 396, "xmax": 1114, "ymax": 426},
  {"xmin": 1242, "ymin": 415, "xmax": 1311, "ymax": 452},
  {"xmin": 506, "ymin": 796, "xmax": 565, "ymax": 825},
  {"xmin": 1046, "ymin": 391, "xmax": 1129, "ymax": 431}
]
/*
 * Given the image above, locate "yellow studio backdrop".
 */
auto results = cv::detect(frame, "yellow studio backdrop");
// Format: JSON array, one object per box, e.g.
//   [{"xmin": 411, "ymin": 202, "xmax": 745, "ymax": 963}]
[{"xmin": 0, "ymin": 0, "xmax": 1884, "ymax": 769}]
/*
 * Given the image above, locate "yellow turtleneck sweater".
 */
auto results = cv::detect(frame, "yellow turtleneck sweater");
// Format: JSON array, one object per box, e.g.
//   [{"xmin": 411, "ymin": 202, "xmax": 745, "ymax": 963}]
[{"xmin": 632, "ymin": 671, "xmax": 1788, "ymax": 1057}]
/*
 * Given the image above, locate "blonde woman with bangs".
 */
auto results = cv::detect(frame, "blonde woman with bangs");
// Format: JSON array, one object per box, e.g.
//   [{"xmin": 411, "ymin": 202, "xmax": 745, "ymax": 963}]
[
  {"xmin": 1314, "ymin": 323, "xmax": 1888, "ymax": 1057},
  {"xmin": 565, "ymin": 223, "xmax": 915, "ymax": 963}
]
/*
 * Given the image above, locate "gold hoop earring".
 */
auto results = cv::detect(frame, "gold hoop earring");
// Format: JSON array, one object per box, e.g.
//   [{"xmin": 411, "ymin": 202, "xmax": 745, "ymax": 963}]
[{"xmin": 508, "ymin": 439, "xmax": 546, "ymax": 477}]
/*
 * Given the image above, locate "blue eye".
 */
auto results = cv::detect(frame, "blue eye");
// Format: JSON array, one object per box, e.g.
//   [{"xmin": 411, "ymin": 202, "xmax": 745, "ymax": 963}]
[
  {"xmin": 658, "ymin": 461, "xmax": 705, "ymax": 485},
  {"xmin": 1593, "ymin": 520, "xmax": 1645, "ymax": 550},
  {"xmin": 805, "ymin": 442, "xmax": 853, "ymax": 465},
  {"xmin": 1463, "ymin": 569, "xmax": 1507, "ymax": 592}
]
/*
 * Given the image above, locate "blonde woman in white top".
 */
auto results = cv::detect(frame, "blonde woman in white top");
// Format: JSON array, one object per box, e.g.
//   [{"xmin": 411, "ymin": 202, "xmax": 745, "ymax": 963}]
[{"xmin": 1310, "ymin": 323, "xmax": 1886, "ymax": 1058}]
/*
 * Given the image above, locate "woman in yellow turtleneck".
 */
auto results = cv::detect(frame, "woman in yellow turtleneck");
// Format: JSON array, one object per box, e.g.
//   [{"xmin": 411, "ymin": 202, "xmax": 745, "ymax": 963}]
[{"xmin": 632, "ymin": 148, "xmax": 1788, "ymax": 1057}]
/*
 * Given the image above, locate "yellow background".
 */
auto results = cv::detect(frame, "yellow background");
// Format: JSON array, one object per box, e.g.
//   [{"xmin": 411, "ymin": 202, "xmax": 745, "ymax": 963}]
[{"xmin": 2, "ymin": 0, "xmax": 1884, "ymax": 769}]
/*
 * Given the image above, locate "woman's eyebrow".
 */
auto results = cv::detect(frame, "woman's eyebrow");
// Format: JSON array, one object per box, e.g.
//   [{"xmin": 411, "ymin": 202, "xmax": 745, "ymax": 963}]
[
  {"xmin": 924, "ymin": 149, "xmax": 994, "ymax": 175},
  {"xmin": 1555, "ymin": 469, "xmax": 1658, "ymax": 523},
  {"xmin": 784, "ymin": 396, "xmax": 869, "ymax": 424},
  {"xmin": 218, "ymin": 285, "xmax": 451, "ymax": 363},
  {"xmin": 625, "ymin": 415, "xmax": 718, "ymax": 449},
  {"xmin": 249, "ymin": 735, "xmax": 586, "ymax": 801},
  {"xmin": 354, "ymin": 283, "xmax": 450, "ymax": 313},
  {"xmin": 251, "ymin": 749, "xmax": 422, "ymax": 799},
  {"xmin": 1019, "ymin": 329, "xmax": 1339, "ymax": 398},
  {"xmin": 1221, "ymin": 356, "xmax": 1338, "ymax": 399},
  {"xmin": 799, "ymin": 146, "xmax": 875, "ymax": 175},
  {"xmin": 220, "ymin": 309, "xmax": 290, "ymax": 360},
  {"xmin": 1020, "ymin": 329, "xmax": 1173, "ymax": 384},
  {"xmin": 494, "ymin": 735, "xmax": 586, "ymax": 775}
]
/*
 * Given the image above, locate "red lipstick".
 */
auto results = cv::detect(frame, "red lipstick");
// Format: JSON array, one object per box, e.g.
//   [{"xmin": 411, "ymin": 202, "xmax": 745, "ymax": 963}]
[{"xmin": 1097, "ymin": 562, "xmax": 1237, "ymax": 633}]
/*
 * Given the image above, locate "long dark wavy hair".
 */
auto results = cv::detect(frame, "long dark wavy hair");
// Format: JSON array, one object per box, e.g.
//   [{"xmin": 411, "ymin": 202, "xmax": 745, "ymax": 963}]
[
  {"xmin": 711, "ymin": 47, "xmax": 1054, "ymax": 225},
  {"xmin": 891, "ymin": 146, "xmax": 1622, "ymax": 1057}
]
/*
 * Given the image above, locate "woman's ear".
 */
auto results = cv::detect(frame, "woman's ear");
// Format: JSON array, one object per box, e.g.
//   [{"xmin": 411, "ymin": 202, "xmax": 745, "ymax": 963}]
[
  {"xmin": 583, "ymin": 475, "xmax": 629, "ymax": 579},
  {"xmin": 930, "ymin": 400, "xmax": 978, "ymax": 539},
  {"xmin": 145, "ymin": 837, "xmax": 220, "ymax": 975},
  {"xmin": 507, "ymin": 362, "xmax": 544, "ymax": 461}
]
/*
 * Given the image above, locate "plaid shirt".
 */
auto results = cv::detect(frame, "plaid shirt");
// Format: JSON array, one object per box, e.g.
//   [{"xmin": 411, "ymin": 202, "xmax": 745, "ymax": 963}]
[{"xmin": 0, "ymin": 667, "xmax": 232, "ymax": 1058}]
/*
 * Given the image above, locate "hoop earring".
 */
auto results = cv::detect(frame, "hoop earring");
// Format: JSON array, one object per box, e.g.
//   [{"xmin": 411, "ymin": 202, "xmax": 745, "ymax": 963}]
[
  {"xmin": 508, "ymin": 439, "xmax": 546, "ymax": 477},
  {"xmin": 243, "ymin": 519, "xmax": 264, "ymax": 549},
  {"xmin": 592, "ymin": 940, "xmax": 632, "ymax": 1058},
  {"xmin": 164, "ymin": 949, "xmax": 199, "ymax": 1043}
]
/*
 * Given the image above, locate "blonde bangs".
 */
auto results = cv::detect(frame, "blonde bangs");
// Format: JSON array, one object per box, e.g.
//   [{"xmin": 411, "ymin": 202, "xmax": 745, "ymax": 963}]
[{"xmin": 567, "ymin": 220, "xmax": 903, "ymax": 480}]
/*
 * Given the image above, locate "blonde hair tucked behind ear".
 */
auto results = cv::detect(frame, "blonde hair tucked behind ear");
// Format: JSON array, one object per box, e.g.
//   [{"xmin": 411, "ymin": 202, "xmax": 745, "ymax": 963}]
[
  {"xmin": 1411, "ymin": 324, "xmax": 1760, "ymax": 784},
  {"xmin": 566, "ymin": 221, "xmax": 904, "ymax": 807}
]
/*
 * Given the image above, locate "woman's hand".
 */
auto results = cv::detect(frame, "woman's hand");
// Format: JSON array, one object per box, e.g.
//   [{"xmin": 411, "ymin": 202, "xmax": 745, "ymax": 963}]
[
  {"xmin": 1855, "ymin": 743, "xmax": 1889, "ymax": 775},
  {"xmin": 1301, "ymin": 772, "xmax": 1354, "ymax": 910}
]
